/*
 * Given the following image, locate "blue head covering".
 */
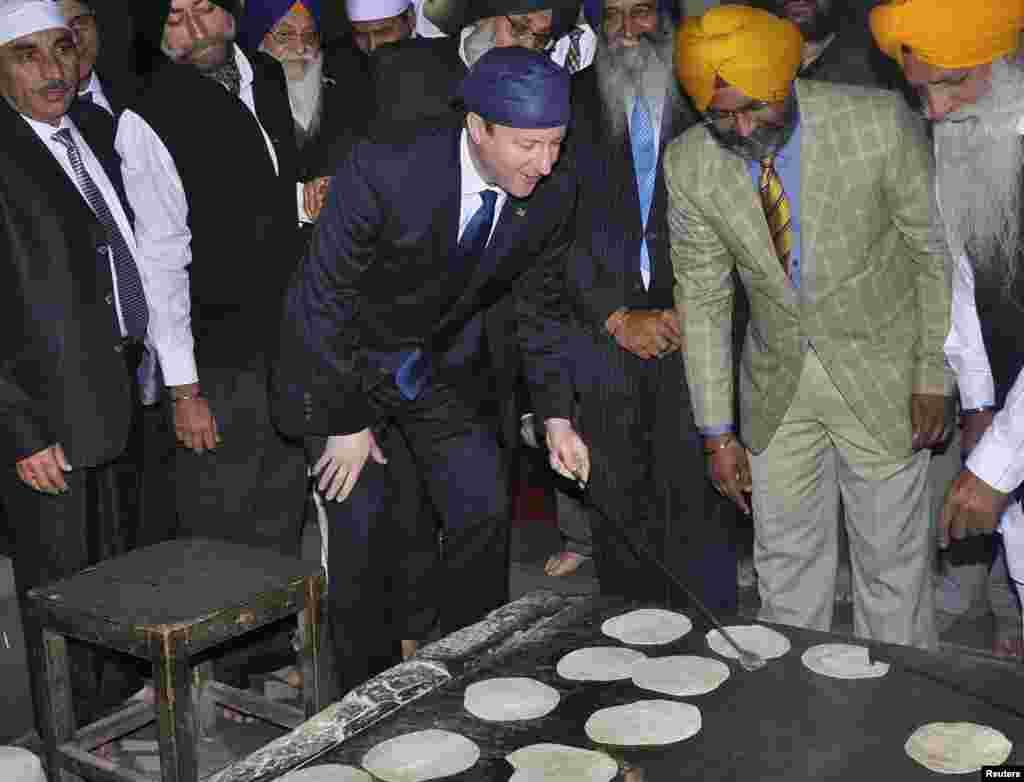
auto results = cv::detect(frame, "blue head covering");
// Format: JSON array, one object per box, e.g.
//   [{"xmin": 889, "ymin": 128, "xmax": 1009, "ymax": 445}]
[
  {"xmin": 456, "ymin": 46, "xmax": 571, "ymax": 128},
  {"xmin": 238, "ymin": 0, "xmax": 322, "ymax": 52},
  {"xmin": 582, "ymin": 0, "xmax": 678, "ymax": 32}
]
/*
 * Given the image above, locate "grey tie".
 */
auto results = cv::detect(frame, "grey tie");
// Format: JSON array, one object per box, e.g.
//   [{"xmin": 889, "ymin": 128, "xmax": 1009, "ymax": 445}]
[{"xmin": 52, "ymin": 128, "xmax": 148, "ymax": 338}]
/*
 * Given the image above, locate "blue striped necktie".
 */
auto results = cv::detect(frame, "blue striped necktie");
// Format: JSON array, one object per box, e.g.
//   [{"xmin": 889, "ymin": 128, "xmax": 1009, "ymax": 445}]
[
  {"xmin": 630, "ymin": 96, "xmax": 656, "ymax": 290},
  {"xmin": 396, "ymin": 191, "xmax": 498, "ymax": 400},
  {"xmin": 52, "ymin": 128, "xmax": 149, "ymax": 339}
]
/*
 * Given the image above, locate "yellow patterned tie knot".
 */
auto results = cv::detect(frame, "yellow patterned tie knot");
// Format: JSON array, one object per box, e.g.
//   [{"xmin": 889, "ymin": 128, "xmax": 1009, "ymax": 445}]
[{"xmin": 759, "ymin": 154, "xmax": 793, "ymax": 280}]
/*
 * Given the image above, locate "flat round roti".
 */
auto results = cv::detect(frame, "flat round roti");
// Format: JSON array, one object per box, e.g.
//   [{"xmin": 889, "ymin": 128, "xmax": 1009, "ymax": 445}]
[
  {"xmin": 361, "ymin": 730, "xmax": 480, "ymax": 782},
  {"xmin": 584, "ymin": 700, "xmax": 701, "ymax": 746},
  {"xmin": 631, "ymin": 655, "xmax": 731, "ymax": 697},
  {"xmin": 905, "ymin": 722, "xmax": 1012, "ymax": 774},
  {"xmin": 507, "ymin": 744, "xmax": 618, "ymax": 782},
  {"xmin": 464, "ymin": 677, "xmax": 561, "ymax": 721},
  {"xmin": 601, "ymin": 609, "xmax": 692, "ymax": 645},
  {"xmin": 556, "ymin": 647, "xmax": 648, "ymax": 682},
  {"xmin": 279, "ymin": 765, "xmax": 371, "ymax": 782},
  {"xmin": 706, "ymin": 625, "xmax": 790, "ymax": 660},
  {"xmin": 801, "ymin": 644, "xmax": 889, "ymax": 680}
]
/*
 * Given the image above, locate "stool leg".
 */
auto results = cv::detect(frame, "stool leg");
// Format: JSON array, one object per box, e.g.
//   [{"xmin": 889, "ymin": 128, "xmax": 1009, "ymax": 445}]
[
  {"xmin": 26, "ymin": 618, "xmax": 81, "ymax": 782},
  {"xmin": 152, "ymin": 632, "xmax": 197, "ymax": 782},
  {"xmin": 299, "ymin": 575, "xmax": 326, "ymax": 717},
  {"xmin": 192, "ymin": 661, "xmax": 217, "ymax": 739}
]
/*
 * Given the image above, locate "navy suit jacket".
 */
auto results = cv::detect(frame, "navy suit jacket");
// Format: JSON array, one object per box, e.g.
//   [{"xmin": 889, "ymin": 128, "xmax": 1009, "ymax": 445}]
[{"xmin": 272, "ymin": 117, "xmax": 577, "ymax": 437}]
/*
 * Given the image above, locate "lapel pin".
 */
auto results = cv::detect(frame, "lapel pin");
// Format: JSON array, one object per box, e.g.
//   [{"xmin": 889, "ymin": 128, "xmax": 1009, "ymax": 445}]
[{"xmin": 515, "ymin": 207, "xmax": 527, "ymax": 217}]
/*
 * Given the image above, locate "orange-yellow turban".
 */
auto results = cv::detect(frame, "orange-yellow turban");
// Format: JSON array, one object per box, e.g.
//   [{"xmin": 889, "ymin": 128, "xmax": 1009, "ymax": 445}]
[
  {"xmin": 675, "ymin": 5, "xmax": 803, "ymax": 113},
  {"xmin": 289, "ymin": 1, "xmax": 313, "ymax": 17},
  {"xmin": 870, "ymin": 0, "xmax": 1024, "ymax": 70}
]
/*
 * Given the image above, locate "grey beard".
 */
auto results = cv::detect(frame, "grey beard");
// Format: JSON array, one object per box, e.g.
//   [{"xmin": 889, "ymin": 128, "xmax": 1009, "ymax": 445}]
[
  {"xmin": 595, "ymin": 20, "xmax": 678, "ymax": 139},
  {"xmin": 934, "ymin": 55, "xmax": 1024, "ymax": 294},
  {"xmin": 463, "ymin": 22, "xmax": 495, "ymax": 68}
]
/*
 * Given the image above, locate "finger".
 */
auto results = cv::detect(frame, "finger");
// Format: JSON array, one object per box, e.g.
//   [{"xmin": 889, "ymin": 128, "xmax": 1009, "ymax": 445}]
[
  {"xmin": 212, "ymin": 414, "xmax": 222, "ymax": 446},
  {"xmin": 369, "ymin": 438, "xmax": 388, "ymax": 465},
  {"xmin": 324, "ymin": 462, "xmax": 348, "ymax": 501},
  {"xmin": 317, "ymin": 459, "xmax": 340, "ymax": 494},
  {"xmin": 660, "ymin": 312, "xmax": 682, "ymax": 339},
  {"xmin": 39, "ymin": 454, "xmax": 67, "ymax": 492},
  {"xmin": 723, "ymin": 479, "xmax": 750, "ymax": 515},
  {"xmin": 938, "ymin": 493, "xmax": 954, "ymax": 549},
  {"xmin": 336, "ymin": 460, "xmax": 364, "ymax": 503},
  {"xmin": 549, "ymin": 452, "xmax": 573, "ymax": 481},
  {"xmin": 949, "ymin": 497, "xmax": 969, "ymax": 542},
  {"xmin": 576, "ymin": 443, "xmax": 591, "ymax": 484},
  {"xmin": 54, "ymin": 444, "xmax": 71, "ymax": 472}
]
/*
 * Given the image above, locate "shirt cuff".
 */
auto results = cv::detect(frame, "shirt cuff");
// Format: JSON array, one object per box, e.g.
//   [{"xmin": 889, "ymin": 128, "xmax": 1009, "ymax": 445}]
[
  {"xmin": 297, "ymin": 182, "xmax": 313, "ymax": 225},
  {"xmin": 965, "ymin": 418, "xmax": 1024, "ymax": 494},
  {"xmin": 998, "ymin": 501, "xmax": 1024, "ymax": 586},
  {"xmin": 156, "ymin": 348, "xmax": 199, "ymax": 388},
  {"xmin": 956, "ymin": 370, "xmax": 996, "ymax": 411},
  {"xmin": 700, "ymin": 424, "xmax": 735, "ymax": 437}
]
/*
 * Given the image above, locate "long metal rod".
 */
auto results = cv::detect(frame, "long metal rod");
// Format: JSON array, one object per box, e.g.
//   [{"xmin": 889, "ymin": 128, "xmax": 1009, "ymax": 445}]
[{"xmin": 579, "ymin": 485, "xmax": 756, "ymax": 661}]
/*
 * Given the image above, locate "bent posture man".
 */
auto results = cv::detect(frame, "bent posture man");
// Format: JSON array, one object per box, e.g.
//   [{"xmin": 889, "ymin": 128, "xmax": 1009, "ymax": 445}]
[
  {"xmin": 273, "ymin": 47, "xmax": 589, "ymax": 693},
  {"xmin": 666, "ymin": 6, "xmax": 953, "ymax": 649}
]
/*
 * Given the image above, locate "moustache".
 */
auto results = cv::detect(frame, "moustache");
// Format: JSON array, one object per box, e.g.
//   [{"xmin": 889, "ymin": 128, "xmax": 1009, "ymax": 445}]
[{"xmin": 37, "ymin": 80, "xmax": 70, "ymax": 95}]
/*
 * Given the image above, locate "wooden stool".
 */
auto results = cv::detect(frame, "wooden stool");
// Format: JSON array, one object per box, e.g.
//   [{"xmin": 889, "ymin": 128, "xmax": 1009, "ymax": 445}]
[{"xmin": 24, "ymin": 538, "xmax": 327, "ymax": 782}]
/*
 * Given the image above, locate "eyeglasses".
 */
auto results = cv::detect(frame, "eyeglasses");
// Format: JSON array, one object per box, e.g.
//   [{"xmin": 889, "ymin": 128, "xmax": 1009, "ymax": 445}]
[
  {"xmin": 270, "ymin": 28, "xmax": 321, "ymax": 47},
  {"xmin": 603, "ymin": 4, "xmax": 657, "ymax": 29},
  {"xmin": 504, "ymin": 15, "xmax": 553, "ymax": 51},
  {"xmin": 702, "ymin": 101, "xmax": 777, "ymax": 131}
]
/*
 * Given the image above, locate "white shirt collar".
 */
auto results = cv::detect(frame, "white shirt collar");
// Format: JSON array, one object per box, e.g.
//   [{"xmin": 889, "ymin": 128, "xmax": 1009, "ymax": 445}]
[
  {"xmin": 460, "ymin": 128, "xmax": 500, "ymax": 198},
  {"xmin": 233, "ymin": 44, "xmax": 255, "ymax": 91},
  {"xmin": 21, "ymin": 111, "xmax": 72, "ymax": 144},
  {"xmin": 79, "ymin": 71, "xmax": 100, "ymax": 96}
]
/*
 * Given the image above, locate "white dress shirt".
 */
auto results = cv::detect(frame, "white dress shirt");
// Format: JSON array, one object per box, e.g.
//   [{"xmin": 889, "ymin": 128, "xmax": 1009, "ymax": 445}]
[
  {"xmin": 458, "ymin": 23, "xmax": 597, "ymax": 71},
  {"xmin": 78, "ymin": 71, "xmax": 113, "ymax": 116},
  {"xmin": 943, "ymin": 254, "xmax": 1024, "ymax": 591},
  {"xmin": 115, "ymin": 45, "xmax": 281, "ymax": 387},
  {"xmin": 23, "ymin": 113, "xmax": 149, "ymax": 339},
  {"xmin": 458, "ymin": 129, "xmax": 506, "ymax": 243}
]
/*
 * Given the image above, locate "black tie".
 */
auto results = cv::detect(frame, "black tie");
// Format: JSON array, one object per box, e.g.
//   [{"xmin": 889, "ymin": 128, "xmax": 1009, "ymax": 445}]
[
  {"xmin": 52, "ymin": 128, "xmax": 148, "ymax": 339},
  {"xmin": 396, "ymin": 190, "xmax": 498, "ymax": 400}
]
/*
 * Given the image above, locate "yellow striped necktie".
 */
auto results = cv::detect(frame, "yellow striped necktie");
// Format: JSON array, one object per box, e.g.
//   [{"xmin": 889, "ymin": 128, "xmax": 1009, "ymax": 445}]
[{"xmin": 758, "ymin": 155, "xmax": 793, "ymax": 279}]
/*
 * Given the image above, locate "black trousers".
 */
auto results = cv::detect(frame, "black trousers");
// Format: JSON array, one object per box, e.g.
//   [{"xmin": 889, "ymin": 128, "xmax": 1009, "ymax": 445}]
[
  {"xmin": 578, "ymin": 347, "xmax": 737, "ymax": 616},
  {"xmin": 321, "ymin": 380, "xmax": 509, "ymax": 695},
  {"xmin": 174, "ymin": 364, "xmax": 308, "ymax": 558}
]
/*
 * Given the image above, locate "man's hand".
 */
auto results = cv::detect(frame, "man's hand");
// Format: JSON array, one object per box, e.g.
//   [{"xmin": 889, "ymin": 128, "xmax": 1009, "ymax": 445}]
[
  {"xmin": 16, "ymin": 443, "xmax": 71, "ymax": 495},
  {"xmin": 303, "ymin": 176, "xmax": 332, "ymax": 221},
  {"xmin": 172, "ymin": 384, "xmax": 220, "ymax": 453},
  {"xmin": 706, "ymin": 434, "xmax": 752, "ymax": 515},
  {"xmin": 314, "ymin": 428, "xmax": 388, "ymax": 502},
  {"xmin": 607, "ymin": 308, "xmax": 682, "ymax": 360},
  {"xmin": 960, "ymin": 408, "xmax": 995, "ymax": 456},
  {"xmin": 910, "ymin": 393, "xmax": 954, "ymax": 451},
  {"xmin": 939, "ymin": 467, "xmax": 1011, "ymax": 548},
  {"xmin": 545, "ymin": 419, "xmax": 590, "ymax": 486}
]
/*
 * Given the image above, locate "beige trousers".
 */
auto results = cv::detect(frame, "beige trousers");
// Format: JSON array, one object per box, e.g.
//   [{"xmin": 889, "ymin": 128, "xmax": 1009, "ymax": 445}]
[{"xmin": 749, "ymin": 350, "xmax": 937, "ymax": 649}]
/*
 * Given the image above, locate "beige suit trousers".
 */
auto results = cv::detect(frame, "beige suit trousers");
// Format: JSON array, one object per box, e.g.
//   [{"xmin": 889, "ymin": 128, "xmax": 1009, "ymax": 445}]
[{"xmin": 749, "ymin": 349, "xmax": 936, "ymax": 649}]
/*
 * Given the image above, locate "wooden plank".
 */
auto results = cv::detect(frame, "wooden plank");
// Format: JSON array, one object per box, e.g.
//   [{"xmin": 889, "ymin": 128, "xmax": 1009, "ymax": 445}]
[
  {"xmin": 152, "ymin": 630, "xmax": 197, "ymax": 782},
  {"xmin": 71, "ymin": 700, "xmax": 154, "ymax": 750},
  {"xmin": 206, "ymin": 681, "xmax": 306, "ymax": 730},
  {"xmin": 25, "ymin": 609, "xmax": 79, "ymax": 782}
]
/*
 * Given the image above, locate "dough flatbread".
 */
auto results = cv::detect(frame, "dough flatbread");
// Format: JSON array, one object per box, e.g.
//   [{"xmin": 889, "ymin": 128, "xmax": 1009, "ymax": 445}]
[
  {"xmin": 464, "ymin": 677, "xmax": 561, "ymax": 721},
  {"xmin": 601, "ymin": 609, "xmax": 692, "ymax": 645},
  {"xmin": 279, "ymin": 765, "xmax": 372, "ymax": 782},
  {"xmin": 556, "ymin": 647, "xmax": 648, "ymax": 682},
  {"xmin": 905, "ymin": 722, "xmax": 1012, "ymax": 774},
  {"xmin": 631, "ymin": 655, "xmax": 731, "ymax": 697},
  {"xmin": 361, "ymin": 730, "xmax": 480, "ymax": 782},
  {"xmin": 584, "ymin": 700, "xmax": 701, "ymax": 746},
  {"xmin": 706, "ymin": 625, "xmax": 790, "ymax": 660},
  {"xmin": 507, "ymin": 744, "xmax": 618, "ymax": 782},
  {"xmin": 801, "ymin": 644, "xmax": 889, "ymax": 680}
]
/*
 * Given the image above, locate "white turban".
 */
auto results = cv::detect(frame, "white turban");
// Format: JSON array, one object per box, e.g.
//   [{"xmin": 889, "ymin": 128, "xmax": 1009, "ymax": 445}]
[
  {"xmin": 0, "ymin": 0, "xmax": 68, "ymax": 46},
  {"xmin": 346, "ymin": 0, "xmax": 411, "ymax": 22}
]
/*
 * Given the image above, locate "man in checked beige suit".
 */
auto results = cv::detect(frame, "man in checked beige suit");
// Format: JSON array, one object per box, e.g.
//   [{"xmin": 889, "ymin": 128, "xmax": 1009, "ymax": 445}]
[{"xmin": 665, "ymin": 6, "xmax": 954, "ymax": 649}]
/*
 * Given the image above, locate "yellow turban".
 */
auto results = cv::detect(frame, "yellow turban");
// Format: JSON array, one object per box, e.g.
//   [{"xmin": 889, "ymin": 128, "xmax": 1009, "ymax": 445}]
[
  {"xmin": 675, "ymin": 5, "xmax": 803, "ymax": 113},
  {"xmin": 870, "ymin": 0, "xmax": 1024, "ymax": 70},
  {"xmin": 289, "ymin": 1, "xmax": 313, "ymax": 17}
]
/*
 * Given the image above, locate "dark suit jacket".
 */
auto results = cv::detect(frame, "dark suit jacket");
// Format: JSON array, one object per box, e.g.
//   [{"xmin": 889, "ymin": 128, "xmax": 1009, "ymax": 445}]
[
  {"xmin": 272, "ymin": 117, "xmax": 577, "ymax": 437},
  {"xmin": 565, "ymin": 67, "xmax": 696, "ymax": 390},
  {"xmin": 0, "ymin": 100, "xmax": 134, "ymax": 468}
]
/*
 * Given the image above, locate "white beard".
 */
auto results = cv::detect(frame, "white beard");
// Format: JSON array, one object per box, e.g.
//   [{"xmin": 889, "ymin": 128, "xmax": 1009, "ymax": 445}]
[
  {"xmin": 285, "ymin": 51, "xmax": 324, "ymax": 133},
  {"xmin": 934, "ymin": 56, "xmax": 1024, "ymax": 292},
  {"xmin": 594, "ymin": 23, "xmax": 678, "ymax": 140}
]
